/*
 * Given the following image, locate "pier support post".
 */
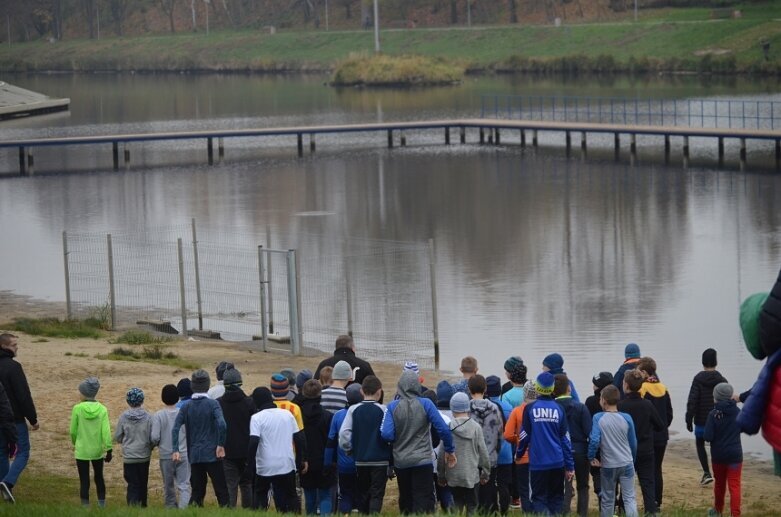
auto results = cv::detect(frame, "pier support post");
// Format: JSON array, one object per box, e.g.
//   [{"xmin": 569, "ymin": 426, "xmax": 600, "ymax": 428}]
[
  {"xmin": 565, "ymin": 131, "xmax": 571, "ymax": 154},
  {"xmin": 18, "ymin": 146, "xmax": 26, "ymax": 175},
  {"xmin": 581, "ymin": 132, "xmax": 587, "ymax": 152},
  {"xmin": 614, "ymin": 133, "xmax": 620, "ymax": 153},
  {"xmin": 309, "ymin": 134, "xmax": 316, "ymax": 153},
  {"xmin": 740, "ymin": 138, "xmax": 747, "ymax": 162},
  {"xmin": 218, "ymin": 137, "xmax": 225, "ymax": 160},
  {"xmin": 532, "ymin": 130, "xmax": 538, "ymax": 147},
  {"xmin": 630, "ymin": 134, "xmax": 637, "ymax": 156},
  {"xmin": 207, "ymin": 137, "xmax": 214, "ymax": 165},
  {"xmin": 123, "ymin": 144, "xmax": 130, "ymax": 168},
  {"xmin": 683, "ymin": 136, "xmax": 690, "ymax": 159},
  {"xmin": 297, "ymin": 133, "xmax": 303, "ymax": 157},
  {"xmin": 26, "ymin": 148, "xmax": 34, "ymax": 175},
  {"xmin": 495, "ymin": 128, "xmax": 500, "ymax": 145},
  {"xmin": 479, "ymin": 128, "xmax": 485, "ymax": 145},
  {"xmin": 718, "ymin": 137, "xmax": 724, "ymax": 161},
  {"xmin": 460, "ymin": 126, "xmax": 466, "ymax": 144},
  {"xmin": 664, "ymin": 135, "xmax": 670, "ymax": 155},
  {"xmin": 487, "ymin": 131, "xmax": 493, "ymax": 145},
  {"xmin": 400, "ymin": 132, "xmax": 407, "ymax": 147},
  {"xmin": 387, "ymin": 130, "xmax": 393, "ymax": 148},
  {"xmin": 445, "ymin": 127, "xmax": 450, "ymax": 145},
  {"xmin": 776, "ymin": 140, "xmax": 781, "ymax": 169},
  {"xmin": 112, "ymin": 142, "xmax": 119, "ymax": 170},
  {"xmin": 520, "ymin": 129, "xmax": 526, "ymax": 148}
]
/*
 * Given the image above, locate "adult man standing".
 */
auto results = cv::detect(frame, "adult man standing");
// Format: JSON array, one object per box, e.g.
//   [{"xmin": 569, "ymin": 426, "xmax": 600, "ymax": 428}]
[
  {"xmin": 314, "ymin": 335, "xmax": 375, "ymax": 385},
  {"xmin": 0, "ymin": 333, "xmax": 38, "ymax": 503}
]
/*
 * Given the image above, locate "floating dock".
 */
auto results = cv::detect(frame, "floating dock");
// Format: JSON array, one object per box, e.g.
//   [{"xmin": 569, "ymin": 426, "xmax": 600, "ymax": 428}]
[{"xmin": 0, "ymin": 82, "xmax": 70, "ymax": 121}]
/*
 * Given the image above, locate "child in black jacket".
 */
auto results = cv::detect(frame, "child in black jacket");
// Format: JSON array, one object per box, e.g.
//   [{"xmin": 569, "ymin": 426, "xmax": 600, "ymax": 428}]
[
  {"xmin": 299, "ymin": 380, "xmax": 336, "ymax": 516},
  {"xmin": 704, "ymin": 383, "xmax": 742, "ymax": 517}
]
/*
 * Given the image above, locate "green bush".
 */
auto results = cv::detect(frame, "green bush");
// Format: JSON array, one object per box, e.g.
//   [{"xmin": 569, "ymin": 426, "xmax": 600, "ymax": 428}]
[
  {"xmin": 5, "ymin": 317, "xmax": 104, "ymax": 339},
  {"xmin": 112, "ymin": 330, "xmax": 172, "ymax": 345}
]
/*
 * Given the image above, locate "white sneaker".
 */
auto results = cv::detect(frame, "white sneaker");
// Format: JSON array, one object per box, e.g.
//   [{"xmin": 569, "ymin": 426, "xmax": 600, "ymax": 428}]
[{"xmin": 0, "ymin": 482, "xmax": 15, "ymax": 504}]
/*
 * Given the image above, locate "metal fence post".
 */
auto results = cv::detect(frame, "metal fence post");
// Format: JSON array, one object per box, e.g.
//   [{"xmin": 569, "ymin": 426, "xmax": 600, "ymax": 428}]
[
  {"xmin": 191, "ymin": 218, "xmax": 203, "ymax": 331},
  {"xmin": 258, "ymin": 246, "xmax": 268, "ymax": 352},
  {"xmin": 428, "ymin": 238, "xmax": 440, "ymax": 373},
  {"xmin": 286, "ymin": 250, "xmax": 302, "ymax": 355},
  {"xmin": 62, "ymin": 231, "xmax": 72, "ymax": 320},
  {"xmin": 266, "ymin": 226, "xmax": 274, "ymax": 334},
  {"xmin": 344, "ymin": 243, "xmax": 354, "ymax": 338},
  {"xmin": 107, "ymin": 234, "xmax": 116, "ymax": 330},
  {"xmin": 177, "ymin": 238, "xmax": 188, "ymax": 338}
]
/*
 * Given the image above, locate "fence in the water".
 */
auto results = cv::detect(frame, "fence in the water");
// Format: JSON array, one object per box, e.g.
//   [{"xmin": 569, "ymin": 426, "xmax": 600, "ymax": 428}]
[
  {"xmin": 63, "ymin": 221, "xmax": 439, "ymax": 369},
  {"xmin": 480, "ymin": 95, "xmax": 781, "ymax": 130}
]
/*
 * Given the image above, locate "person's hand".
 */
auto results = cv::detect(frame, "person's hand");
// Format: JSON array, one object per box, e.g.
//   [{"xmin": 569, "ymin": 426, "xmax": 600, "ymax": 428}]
[
  {"xmin": 171, "ymin": 452, "xmax": 180, "ymax": 463},
  {"xmin": 565, "ymin": 470, "xmax": 574, "ymax": 482},
  {"xmin": 732, "ymin": 394, "xmax": 741, "ymax": 403},
  {"xmin": 31, "ymin": 423, "xmax": 40, "ymax": 431},
  {"xmin": 686, "ymin": 421, "xmax": 693, "ymax": 433},
  {"xmin": 479, "ymin": 477, "xmax": 489, "ymax": 485},
  {"xmin": 104, "ymin": 450, "xmax": 113, "ymax": 463},
  {"xmin": 590, "ymin": 459, "xmax": 600, "ymax": 468},
  {"xmin": 300, "ymin": 462, "xmax": 309, "ymax": 475},
  {"xmin": 437, "ymin": 477, "xmax": 447, "ymax": 487},
  {"xmin": 7, "ymin": 442, "xmax": 17, "ymax": 459},
  {"xmin": 216, "ymin": 446, "xmax": 225, "ymax": 459},
  {"xmin": 387, "ymin": 466, "xmax": 397, "ymax": 480},
  {"xmin": 445, "ymin": 452, "xmax": 457, "ymax": 469}
]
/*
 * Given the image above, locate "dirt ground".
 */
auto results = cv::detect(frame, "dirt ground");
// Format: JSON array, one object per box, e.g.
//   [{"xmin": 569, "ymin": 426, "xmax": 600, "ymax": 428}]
[{"xmin": 1, "ymin": 290, "xmax": 779, "ymax": 513}]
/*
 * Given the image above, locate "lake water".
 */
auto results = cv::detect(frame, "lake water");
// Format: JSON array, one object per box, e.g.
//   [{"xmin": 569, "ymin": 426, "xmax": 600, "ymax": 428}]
[{"xmin": 2, "ymin": 73, "xmax": 781, "ymax": 456}]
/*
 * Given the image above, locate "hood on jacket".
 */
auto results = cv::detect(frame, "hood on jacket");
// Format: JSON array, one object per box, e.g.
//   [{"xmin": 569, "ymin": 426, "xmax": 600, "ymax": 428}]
[
  {"xmin": 713, "ymin": 399, "xmax": 739, "ymax": 416},
  {"xmin": 300, "ymin": 397, "xmax": 325, "ymax": 422},
  {"xmin": 642, "ymin": 379, "xmax": 668, "ymax": 398},
  {"xmin": 469, "ymin": 398, "xmax": 495, "ymax": 420},
  {"xmin": 397, "ymin": 371, "xmax": 421, "ymax": 400},
  {"xmin": 78, "ymin": 401, "xmax": 104, "ymax": 420},
  {"xmin": 220, "ymin": 389, "xmax": 248, "ymax": 402},
  {"xmin": 124, "ymin": 407, "xmax": 149, "ymax": 422},
  {"xmin": 694, "ymin": 370, "xmax": 727, "ymax": 390},
  {"xmin": 449, "ymin": 416, "xmax": 475, "ymax": 439}
]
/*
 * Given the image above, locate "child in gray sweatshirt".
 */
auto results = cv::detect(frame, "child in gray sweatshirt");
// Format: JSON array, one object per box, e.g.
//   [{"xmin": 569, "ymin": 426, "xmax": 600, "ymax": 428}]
[
  {"xmin": 115, "ymin": 387, "xmax": 152, "ymax": 507},
  {"xmin": 151, "ymin": 384, "xmax": 190, "ymax": 509},
  {"xmin": 437, "ymin": 392, "xmax": 490, "ymax": 516}
]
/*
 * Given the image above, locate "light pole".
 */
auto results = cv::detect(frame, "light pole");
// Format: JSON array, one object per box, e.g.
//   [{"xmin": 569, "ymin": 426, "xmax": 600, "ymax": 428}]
[
  {"xmin": 373, "ymin": 0, "xmax": 380, "ymax": 53},
  {"xmin": 634, "ymin": 0, "xmax": 638, "ymax": 22},
  {"xmin": 467, "ymin": 0, "xmax": 472, "ymax": 28},
  {"xmin": 325, "ymin": 0, "xmax": 329, "ymax": 31},
  {"xmin": 204, "ymin": 0, "xmax": 210, "ymax": 35}
]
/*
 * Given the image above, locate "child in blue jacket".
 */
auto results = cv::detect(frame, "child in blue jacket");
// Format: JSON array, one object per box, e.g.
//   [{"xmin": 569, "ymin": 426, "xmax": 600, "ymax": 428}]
[{"xmin": 704, "ymin": 383, "xmax": 743, "ymax": 517}]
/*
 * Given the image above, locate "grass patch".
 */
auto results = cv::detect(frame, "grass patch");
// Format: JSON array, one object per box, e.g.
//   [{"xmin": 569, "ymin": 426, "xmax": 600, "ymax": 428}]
[
  {"xmin": 332, "ymin": 53, "xmax": 464, "ymax": 86},
  {"xmin": 32, "ymin": 338, "xmax": 49, "ymax": 343},
  {"xmin": 111, "ymin": 329, "xmax": 173, "ymax": 345},
  {"xmin": 63, "ymin": 351, "xmax": 88, "ymax": 358},
  {"xmin": 96, "ymin": 345, "xmax": 198, "ymax": 370},
  {"xmin": 4, "ymin": 317, "xmax": 104, "ymax": 339}
]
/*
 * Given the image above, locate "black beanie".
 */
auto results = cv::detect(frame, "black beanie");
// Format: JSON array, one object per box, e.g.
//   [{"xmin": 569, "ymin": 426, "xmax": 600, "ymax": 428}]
[
  {"xmin": 161, "ymin": 384, "xmax": 179, "ymax": 406},
  {"xmin": 702, "ymin": 348, "xmax": 718, "ymax": 368}
]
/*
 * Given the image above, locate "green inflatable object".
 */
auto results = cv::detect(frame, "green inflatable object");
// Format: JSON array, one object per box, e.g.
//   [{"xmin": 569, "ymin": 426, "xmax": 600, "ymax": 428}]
[{"xmin": 740, "ymin": 292, "xmax": 769, "ymax": 360}]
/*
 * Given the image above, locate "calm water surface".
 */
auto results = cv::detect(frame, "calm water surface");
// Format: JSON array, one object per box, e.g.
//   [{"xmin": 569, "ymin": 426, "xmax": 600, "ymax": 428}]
[{"xmin": 2, "ymin": 73, "xmax": 781, "ymax": 455}]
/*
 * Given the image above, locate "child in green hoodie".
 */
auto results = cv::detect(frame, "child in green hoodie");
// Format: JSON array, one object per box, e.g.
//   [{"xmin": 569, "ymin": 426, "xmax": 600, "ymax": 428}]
[{"xmin": 69, "ymin": 377, "xmax": 112, "ymax": 507}]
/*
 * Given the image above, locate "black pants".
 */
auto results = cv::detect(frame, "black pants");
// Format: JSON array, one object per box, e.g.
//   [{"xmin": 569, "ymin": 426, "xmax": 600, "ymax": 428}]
[
  {"xmin": 696, "ymin": 436, "xmax": 710, "ymax": 475},
  {"xmin": 654, "ymin": 442, "xmax": 667, "ymax": 508},
  {"xmin": 76, "ymin": 459, "xmax": 105, "ymax": 504},
  {"xmin": 517, "ymin": 463, "xmax": 531, "ymax": 512},
  {"xmin": 529, "ymin": 468, "xmax": 564, "ymax": 515},
  {"xmin": 190, "ymin": 461, "xmax": 229, "ymax": 507},
  {"xmin": 356, "ymin": 465, "xmax": 388, "ymax": 514},
  {"xmin": 478, "ymin": 467, "xmax": 498, "ymax": 514},
  {"xmin": 564, "ymin": 452, "xmax": 590, "ymax": 517},
  {"xmin": 510, "ymin": 463, "xmax": 519, "ymax": 500},
  {"xmin": 123, "ymin": 461, "xmax": 150, "ymax": 507},
  {"xmin": 451, "ymin": 485, "xmax": 479, "ymax": 516},
  {"xmin": 396, "ymin": 465, "xmax": 435, "ymax": 514},
  {"xmin": 255, "ymin": 470, "xmax": 298, "ymax": 513},
  {"xmin": 338, "ymin": 472, "xmax": 358, "ymax": 513},
  {"xmin": 635, "ymin": 452, "xmax": 657, "ymax": 515},
  {"xmin": 223, "ymin": 457, "xmax": 253, "ymax": 508}
]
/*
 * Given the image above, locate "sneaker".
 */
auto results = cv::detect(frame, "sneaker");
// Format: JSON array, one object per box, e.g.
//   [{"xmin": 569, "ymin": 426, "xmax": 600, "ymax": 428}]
[
  {"xmin": 701, "ymin": 473, "xmax": 715, "ymax": 486},
  {"xmin": 0, "ymin": 482, "xmax": 14, "ymax": 504},
  {"xmin": 510, "ymin": 498, "xmax": 521, "ymax": 509},
  {"xmin": 707, "ymin": 508, "xmax": 721, "ymax": 517}
]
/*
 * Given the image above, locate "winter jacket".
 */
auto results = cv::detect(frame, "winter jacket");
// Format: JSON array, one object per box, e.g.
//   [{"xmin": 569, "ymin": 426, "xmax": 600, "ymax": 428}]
[
  {"xmin": 339, "ymin": 400, "xmax": 392, "ymax": 466},
  {"xmin": 500, "ymin": 386, "xmax": 524, "ymax": 409},
  {"xmin": 437, "ymin": 416, "xmax": 490, "ymax": 488},
  {"xmin": 173, "ymin": 394, "xmax": 227, "ymax": 464},
  {"xmin": 517, "ymin": 397, "xmax": 574, "ymax": 472},
  {"xmin": 544, "ymin": 367, "xmax": 581, "ymax": 402},
  {"xmin": 704, "ymin": 399, "xmax": 743, "ymax": 465},
  {"xmin": 488, "ymin": 396, "xmax": 513, "ymax": 465},
  {"xmin": 0, "ymin": 349, "xmax": 37, "ymax": 425},
  {"xmin": 738, "ymin": 347, "xmax": 781, "ymax": 452},
  {"xmin": 0, "ymin": 383, "xmax": 17, "ymax": 445},
  {"xmin": 556, "ymin": 396, "xmax": 592, "ymax": 456},
  {"xmin": 503, "ymin": 403, "xmax": 529, "ymax": 465},
  {"xmin": 218, "ymin": 389, "xmax": 255, "ymax": 459},
  {"xmin": 614, "ymin": 358, "xmax": 641, "ymax": 398},
  {"xmin": 686, "ymin": 370, "xmax": 729, "ymax": 428},
  {"xmin": 315, "ymin": 348, "xmax": 375, "ymax": 385},
  {"xmin": 759, "ymin": 266, "xmax": 781, "ymax": 358},
  {"xmin": 470, "ymin": 398, "xmax": 505, "ymax": 467},
  {"xmin": 585, "ymin": 394, "xmax": 601, "ymax": 417},
  {"xmin": 70, "ymin": 401, "xmax": 111, "ymax": 461},
  {"xmin": 451, "ymin": 378, "xmax": 469, "ymax": 396},
  {"xmin": 299, "ymin": 397, "xmax": 336, "ymax": 489},
  {"xmin": 151, "ymin": 407, "xmax": 187, "ymax": 459},
  {"xmin": 639, "ymin": 377, "xmax": 673, "ymax": 444},
  {"xmin": 114, "ymin": 407, "xmax": 152, "ymax": 463},
  {"xmin": 380, "ymin": 371, "xmax": 454, "ymax": 469},
  {"xmin": 324, "ymin": 408, "xmax": 356, "ymax": 474},
  {"xmin": 617, "ymin": 392, "xmax": 664, "ymax": 457}
]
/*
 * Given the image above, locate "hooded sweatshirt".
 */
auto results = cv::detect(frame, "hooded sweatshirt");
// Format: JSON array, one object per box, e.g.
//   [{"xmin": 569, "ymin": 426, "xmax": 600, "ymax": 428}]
[
  {"xmin": 151, "ymin": 407, "xmax": 187, "ymax": 459},
  {"xmin": 686, "ymin": 370, "xmax": 728, "ymax": 427},
  {"xmin": 437, "ymin": 416, "xmax": 490, "ymax": 488},
  {"xmin": 115, "ymin": 407, "xmax": 152, "ymax": 463},
  {"xmin": 381, "ymin": 371, "xmax": 454, "ymax": 469},
  {"xmin": 639, "ymin": 376, "xmax": 673, "ymax": 444},
  {"xmin": 469, "ymin": 398, "xmax": 505, "ymax": 467},
  {"xmin": 704, "ymin": 399, "xmax": 742, "ymax": 465},
  {"xmin": 70, "ymin": 400, "xmax": 112, "ymax": 461}
]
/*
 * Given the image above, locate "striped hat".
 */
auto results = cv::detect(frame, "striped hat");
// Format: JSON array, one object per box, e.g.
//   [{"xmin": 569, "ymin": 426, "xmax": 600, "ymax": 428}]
[
  {"xmin": 403, "ymin": 361, "xmax": 420, "ymax": 375},
  {"xmin": 270, "ymin": 373, "xmax": 290, "ymax": 399},
  {"xmin": 534, "ymin": 372, "xmax": 555, "ymax": 396}
]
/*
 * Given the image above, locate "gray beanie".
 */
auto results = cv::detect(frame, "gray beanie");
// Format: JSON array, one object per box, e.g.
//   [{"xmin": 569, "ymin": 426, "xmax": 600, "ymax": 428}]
[
  {"xmin": 713, "ymin": 382, "xmax": 734, "ymax": 403},
  {"xmin": 450, "ymin": 392, "xmax": 470, "ymax": 413},
  {"xmin": 223, "ymin": 368, "xmax": 243, "ymax": 389},
  {"xmin": 191, "ymin": 369, "xmax": 211, "ymax": 393},
  {"xmin": 79, "ymin": 377, "xmax": 100, "ymax": 400},
  {"xmin": 332, "ymin": 360, "xmax": 353, "ymax": 381}
]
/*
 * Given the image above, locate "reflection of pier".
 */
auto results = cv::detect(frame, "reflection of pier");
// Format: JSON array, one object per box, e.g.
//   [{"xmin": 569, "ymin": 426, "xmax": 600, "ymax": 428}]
[
  {"xmin": 0, "ymin": 82, "xmax": 70, "ymax": 122},
  {"xmin": 2, "ymin": 117, "xmax": 780, "ymax": 175}
]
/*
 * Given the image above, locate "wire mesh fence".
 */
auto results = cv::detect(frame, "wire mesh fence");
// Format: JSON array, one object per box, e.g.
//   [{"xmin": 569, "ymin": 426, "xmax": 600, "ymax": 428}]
[{"xmin": 64, "ymin": 221, "xmax": 438, "ymax": 368}]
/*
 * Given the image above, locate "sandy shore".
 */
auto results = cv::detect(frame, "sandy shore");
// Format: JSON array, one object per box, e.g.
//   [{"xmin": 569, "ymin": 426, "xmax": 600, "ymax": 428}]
[{"xmin": 0, "ymin": 290, "xmax": 778, "ymax": 513}]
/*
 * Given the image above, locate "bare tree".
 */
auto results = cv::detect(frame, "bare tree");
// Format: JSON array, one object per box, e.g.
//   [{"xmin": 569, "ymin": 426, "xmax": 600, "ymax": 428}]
[
  {"xmin": 508, "ymin": 0, "xmax": 518, "ymax": 23},
  {"xmin": 82, "ymin": 0, "xmax": 96, "ymax": 38},
  {"xmin": 450, "ymin": 0, "xmax": 458, "ymax": 24},
  {"xmin": 159, "ymin": 0, "xmax": 178, "ymax": 33},
  {"xmin": 108, "ymin": 0, "xmax": 129, "ymax": 35}
]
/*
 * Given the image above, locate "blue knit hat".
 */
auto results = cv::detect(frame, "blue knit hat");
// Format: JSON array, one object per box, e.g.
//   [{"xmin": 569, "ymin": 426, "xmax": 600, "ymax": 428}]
[
  {"xmin": 436, "ymin": 380, "xmax": 455, "ymax": 407},
  {"xmin": 126, "ymin": 387, "xmax": 145, "ymax": 408},
  {"xmin": 624, "ymin": 343, "xmax": 641, "ymax": 359},
  {"xmin": 535, "ymin": 372, "xmax": 555, "ymax": 396},
  {"xmin": 543, "ymin": 353, "xmax": 564, "ymax": 373}
]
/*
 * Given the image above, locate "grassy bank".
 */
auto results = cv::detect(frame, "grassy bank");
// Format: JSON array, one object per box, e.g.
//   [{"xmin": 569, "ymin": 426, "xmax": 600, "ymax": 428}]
[
  {"xmin": 1, "ymin": 3, "xmax": 781, "ymax": 76},
  {"xmin": 332, "ymin": 54, "xmax": 464, "ymax": 86}
]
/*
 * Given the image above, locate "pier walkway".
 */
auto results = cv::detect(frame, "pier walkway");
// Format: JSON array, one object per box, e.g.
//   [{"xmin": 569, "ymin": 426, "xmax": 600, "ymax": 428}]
[{"xmin": 0, "ymin": 82, "xmax": 70, "ymax": 121}]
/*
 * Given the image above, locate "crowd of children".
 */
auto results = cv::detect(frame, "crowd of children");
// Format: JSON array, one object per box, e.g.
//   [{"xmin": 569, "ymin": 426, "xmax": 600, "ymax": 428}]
[{"xmin": 61, "ymin": 335, "xmax": 750, "ymax": 517}]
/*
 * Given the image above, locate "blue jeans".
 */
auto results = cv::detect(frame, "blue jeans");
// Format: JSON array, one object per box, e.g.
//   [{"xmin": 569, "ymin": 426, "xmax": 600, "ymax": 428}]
[
  {"xmin": 304, "ymin": 487, "xmax": 332, "ymax": 515},
  {"xmin": 0, "ymin": 423, "xmax": 30, "ymax": 486},
  {"xmin": 599, "ymin": 464, "xmax": 637, "ymax": 517}
]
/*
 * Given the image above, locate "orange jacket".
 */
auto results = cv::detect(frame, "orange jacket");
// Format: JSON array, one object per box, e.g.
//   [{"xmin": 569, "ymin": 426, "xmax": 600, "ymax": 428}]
[{"xmin": 503, "ymin": 402, "xmax": 530, "ymax": 465}]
